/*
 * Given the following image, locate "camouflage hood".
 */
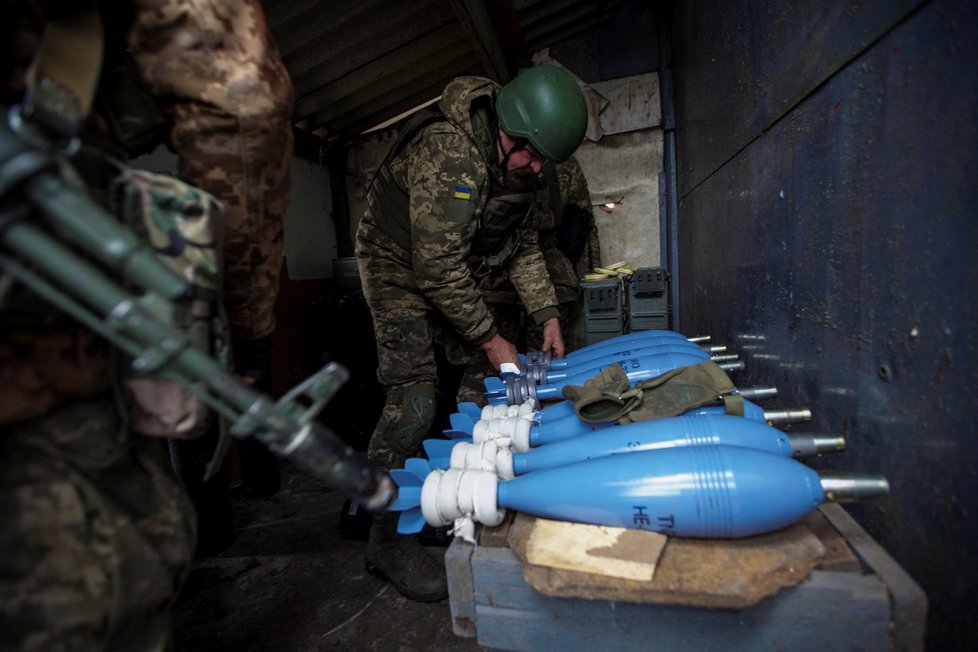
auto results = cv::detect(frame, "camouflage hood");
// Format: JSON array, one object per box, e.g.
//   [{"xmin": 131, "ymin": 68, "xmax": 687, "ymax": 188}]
[{"xmin": 437, "ymin": 76, "xmax": 501, "ymax": 174}]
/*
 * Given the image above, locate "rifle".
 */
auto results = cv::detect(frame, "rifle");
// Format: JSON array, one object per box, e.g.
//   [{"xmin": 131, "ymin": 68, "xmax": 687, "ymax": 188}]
[{"xmin": 0, "ymin": 112, "xmax": 394, "ymax": 512}]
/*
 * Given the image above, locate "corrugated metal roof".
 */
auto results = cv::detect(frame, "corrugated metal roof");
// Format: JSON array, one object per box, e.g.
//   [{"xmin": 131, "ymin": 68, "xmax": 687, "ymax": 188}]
[{"xmin": 263, "ymin": 0, "xmax": 624, "ymax": 145}]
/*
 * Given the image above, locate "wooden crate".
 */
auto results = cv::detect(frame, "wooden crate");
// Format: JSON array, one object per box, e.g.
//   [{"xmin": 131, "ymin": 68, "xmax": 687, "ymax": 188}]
[{"xmin": 445, "ymin": 505, "xmax": 926, "ymax": 651}]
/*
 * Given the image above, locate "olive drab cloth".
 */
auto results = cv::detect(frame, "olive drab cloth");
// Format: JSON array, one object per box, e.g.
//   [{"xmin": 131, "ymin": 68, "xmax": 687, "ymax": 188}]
[
  {"xmin": 123, "ymin": 0, "xmax": 295, "ymax": 341},
  {"xmin": 561, "ymin": 361, "xmax": 744, "ymax": 424}
]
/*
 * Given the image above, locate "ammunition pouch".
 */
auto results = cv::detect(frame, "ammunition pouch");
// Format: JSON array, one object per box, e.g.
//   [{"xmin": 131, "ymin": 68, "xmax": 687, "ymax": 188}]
[
  {"xmin": 562, "ymin": 361, "xmax": 744, "ymax": 424},
  {"xmin": 109, "ymin": 167, "xmax": 229, "ymax": 439}
]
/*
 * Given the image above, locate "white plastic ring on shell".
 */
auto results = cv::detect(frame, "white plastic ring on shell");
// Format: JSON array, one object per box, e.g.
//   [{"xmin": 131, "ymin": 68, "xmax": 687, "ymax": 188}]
[
  {"xmin": 511, "ymin": 419, "xmax": 533, "ymax": 453},
  {"xmin": 420, "ymin": 469, "xmax": 449, "ymax": 526},
  {"xmin": 481, "ymin": 399, "xmax": 538, "ymax": 421},
  {"xmin": 473, "ymin": 471, "xmax": 504, "ymax": 526},
  {"xmin": 449, "ymin": 442, "xmax": 469, "ymax": 470},
  {"xmin": 419, "ymin": 467, "xmax": 504, "ymax": 528},
  {"xmin": 448, "ymin": 441, "xmax": 515, "ymax": 480},
  {"xmin": 495, "ymin": 447, "xmax": 515, "ymax": 480},
  {"xmin": 471, "ymin": 420, "xmax": 492, "ymax": 443},
  {"xmin": 480, "ymin": 416, "xmax": 519, "ymax": 440}
]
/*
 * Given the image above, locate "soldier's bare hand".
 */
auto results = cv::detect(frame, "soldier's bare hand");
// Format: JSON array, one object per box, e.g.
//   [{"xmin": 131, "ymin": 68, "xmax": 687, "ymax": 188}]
[
  {"xmin": 540, "ymin": 318, "xmax": 565, "ymax": 359},
  {"xmin": 480, "ymin": 333, "xmax": 521, "ymax": 372}
]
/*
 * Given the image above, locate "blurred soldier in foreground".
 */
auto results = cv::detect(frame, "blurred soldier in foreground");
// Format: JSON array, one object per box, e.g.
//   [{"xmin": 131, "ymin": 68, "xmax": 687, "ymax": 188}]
[
  {"xmin": 120, "ymin": 0, "xmax": 296, "ymax": 552},
  {"xmin": 355, "ymin": 65, "xmax": 588, "ymax": 601},
  {"xmin": 0, "ymin": 0, "xmax": 296, "ymax": 647}
]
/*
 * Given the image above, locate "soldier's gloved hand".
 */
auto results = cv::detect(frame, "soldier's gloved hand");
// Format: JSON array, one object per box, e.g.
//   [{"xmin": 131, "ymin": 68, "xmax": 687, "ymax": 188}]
[
  {"xmin": 540, "ymin": 317, "xmax": 565, "ymax": 360},
  {"xmin": 481, "ymin": 333, "xmax": 521, "ymax": 372}
]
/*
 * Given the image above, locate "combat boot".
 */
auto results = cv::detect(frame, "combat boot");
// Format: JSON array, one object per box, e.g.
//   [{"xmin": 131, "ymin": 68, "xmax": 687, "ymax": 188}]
[{"xmin": 365, "ymin": 513, "xmax": 448, "ymax": 602}]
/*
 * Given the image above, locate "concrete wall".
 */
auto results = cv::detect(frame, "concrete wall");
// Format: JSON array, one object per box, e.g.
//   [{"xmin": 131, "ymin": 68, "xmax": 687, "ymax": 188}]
[
  {"xmin": 669, "ymin": 0, "xmax": 977, "ymax": 647},
  {"xmin": 575, "ymin": 129, "xmax": 663, "ymax": 268}
]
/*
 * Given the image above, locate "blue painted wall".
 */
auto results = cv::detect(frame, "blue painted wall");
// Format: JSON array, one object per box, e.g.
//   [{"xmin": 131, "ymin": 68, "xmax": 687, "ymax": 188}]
[{"xmin": 669, "ymin": 0, "xmax": 977, "ymax": 648}]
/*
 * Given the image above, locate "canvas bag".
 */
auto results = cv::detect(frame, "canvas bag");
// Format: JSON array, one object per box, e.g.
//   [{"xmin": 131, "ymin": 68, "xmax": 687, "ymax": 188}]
[
  {"xmin": 109, "ymin": 168, "xmax": 229, "ymax": 438},
  {"xmin": 561, "ymin": 360, "xmax": 744, "ymax": 424}
]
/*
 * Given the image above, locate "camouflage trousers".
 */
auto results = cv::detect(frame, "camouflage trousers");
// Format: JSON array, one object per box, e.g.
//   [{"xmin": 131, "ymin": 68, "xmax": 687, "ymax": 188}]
[
  {"xmin": 364, "ymin": 301, "xmax": 529, "ymax": 468},
  {"xmin": 0, "ymin": 394, "xmax": 196, "ymax": 651},
  {"xmin": 359, "ymin": 302, "xmax": 442, "ymax": 472},
  {"xmin": 124, "ymin": 0, "xmax": 295, "ymax": 341}
]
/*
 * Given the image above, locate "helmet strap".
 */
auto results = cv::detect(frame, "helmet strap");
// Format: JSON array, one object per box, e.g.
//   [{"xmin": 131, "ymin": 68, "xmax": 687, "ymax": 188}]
[{"xmin": 496, "ymin": 126, "xmax": 528, "ymax": 175}]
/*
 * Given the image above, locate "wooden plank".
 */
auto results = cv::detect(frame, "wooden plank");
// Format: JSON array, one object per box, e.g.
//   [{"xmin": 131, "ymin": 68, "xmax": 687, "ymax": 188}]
[
  {"xmin": 445, "ymin": 538, "xmax": 477, "ymax": 638},
  {"xmin": 507, "ymin": 513, "xmax": 825, "ymax": 609},
  {"xmin": 478, "ymin": 511, "xmax": 516, "ymax": 547},
  {"xmin": 521, "ymin": 517, "xmax": 666, "ymax": 581},
  {"xmin": 471, "ymin": 546, "xmax": 543, "ymax": 610},
  {"xmin": 472, "ymin": 545, "xmax": 891, "ymax": 651},
  {"xmin": 819, "ymin": 505, "xmax": 927, "ymax": 652},
  {"xmin": 803, "ymin": 509, "xmax": 861, "ymax": 572}
]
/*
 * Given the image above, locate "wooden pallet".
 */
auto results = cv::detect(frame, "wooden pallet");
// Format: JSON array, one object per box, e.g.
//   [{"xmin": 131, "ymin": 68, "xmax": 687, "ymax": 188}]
[{"xmin": 445, "ymin": 505, "xmax": 926, "ymax": 651}]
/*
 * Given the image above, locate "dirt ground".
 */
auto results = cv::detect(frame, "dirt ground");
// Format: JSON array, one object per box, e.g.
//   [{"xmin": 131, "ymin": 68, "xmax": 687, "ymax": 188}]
[{"xmin": 170, "ymin": 462, "xmax": 483, "ymax": 652}]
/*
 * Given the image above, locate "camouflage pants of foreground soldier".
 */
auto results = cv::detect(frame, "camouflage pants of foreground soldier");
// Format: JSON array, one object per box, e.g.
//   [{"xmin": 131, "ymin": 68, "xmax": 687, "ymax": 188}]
[
  {"xmin": 0, "ymin": 395, "xmax": 196, "ymax": 651},
  {"xmin": 357, "ymin": 299, "xmax": 450, "ymax": 602}
]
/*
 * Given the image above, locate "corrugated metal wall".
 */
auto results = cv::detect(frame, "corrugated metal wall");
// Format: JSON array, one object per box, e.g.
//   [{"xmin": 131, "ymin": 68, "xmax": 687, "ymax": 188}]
[{"xmin": 670, "ymin": 0, "xmax": 977, "ymax": 648}]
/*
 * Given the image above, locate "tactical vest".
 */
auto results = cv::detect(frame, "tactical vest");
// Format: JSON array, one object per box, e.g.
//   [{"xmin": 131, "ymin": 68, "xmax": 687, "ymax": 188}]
[
  {"xmin": 467, "ymin": 186, "xmax": 535, "ymax": 278},
  {"xmin": 535, "ymin": 162, "xmax": 563, "ymax": 232},
  {"xmin": 366, "ymin": 110, "xmax": 535, "ymax": 278}
]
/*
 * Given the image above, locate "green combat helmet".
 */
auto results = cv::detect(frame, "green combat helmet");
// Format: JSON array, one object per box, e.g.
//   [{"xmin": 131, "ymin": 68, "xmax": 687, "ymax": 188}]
[{"xmin": 496, "ymin": 65, "xmax": 588, "ymax": 163}]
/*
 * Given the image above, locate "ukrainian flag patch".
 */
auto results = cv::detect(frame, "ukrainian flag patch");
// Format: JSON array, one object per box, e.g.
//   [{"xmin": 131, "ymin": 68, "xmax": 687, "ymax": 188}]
[{"xmin": 453, "ymin": 185, "xmax": 472, "ymax": 200}]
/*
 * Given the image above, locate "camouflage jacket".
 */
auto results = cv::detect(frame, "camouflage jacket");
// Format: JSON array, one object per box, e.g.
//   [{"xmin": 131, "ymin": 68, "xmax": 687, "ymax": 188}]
[
  {"xmin": 481, "ymin": 156, "xmax": 601, "ymax": 305},
  {"xmin": 356, "ymin": 76, "xmax": 559, "ymax": 346},
  {"xmin": 123, "ymin": 0, "xmax": 294, "ymax": 342}
]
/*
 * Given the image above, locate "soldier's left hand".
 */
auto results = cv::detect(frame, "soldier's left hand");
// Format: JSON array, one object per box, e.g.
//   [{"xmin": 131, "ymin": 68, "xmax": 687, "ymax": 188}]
[{"xmin": 541, "ymin": 318, "xmax": 565, "ymax": 359}]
